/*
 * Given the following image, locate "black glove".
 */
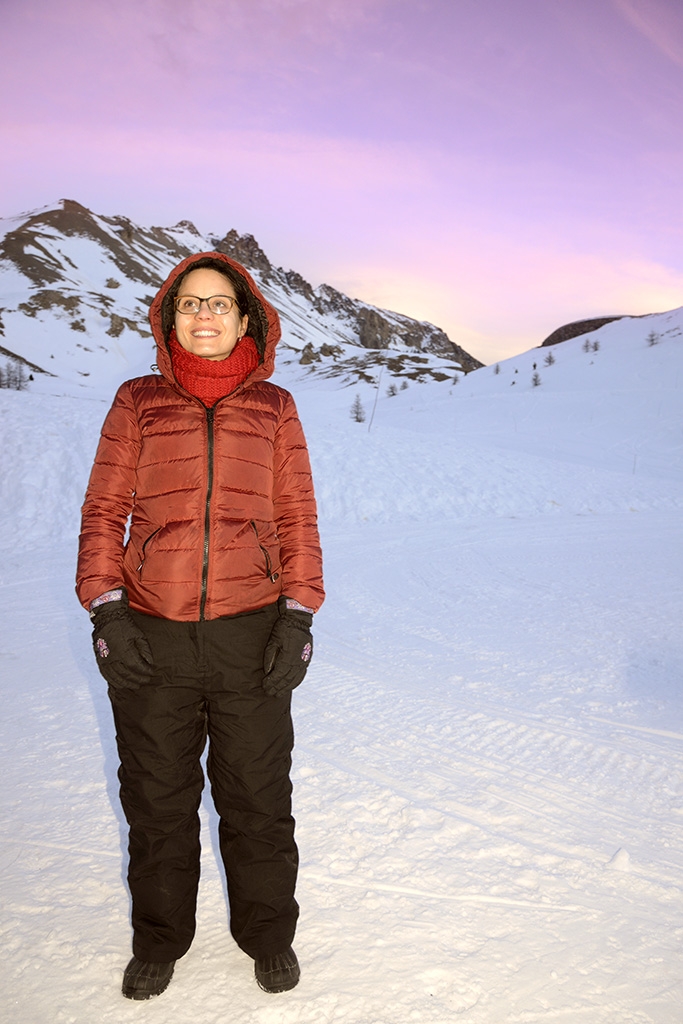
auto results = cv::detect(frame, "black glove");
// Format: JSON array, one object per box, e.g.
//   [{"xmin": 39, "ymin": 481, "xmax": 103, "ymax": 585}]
[
  {"xmin": 90, "ymin": 589, "xmax": 154, "ymax": 691},
  {"xmin": 263, "ymin": 597, "xmax": 313, "ymax": 697}
]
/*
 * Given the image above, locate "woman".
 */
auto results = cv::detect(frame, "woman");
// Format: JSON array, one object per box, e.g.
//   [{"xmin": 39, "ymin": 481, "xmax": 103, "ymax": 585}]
[{"xmin": 76, "ymin": 251, "xmax": 324, "ymax": 1000}]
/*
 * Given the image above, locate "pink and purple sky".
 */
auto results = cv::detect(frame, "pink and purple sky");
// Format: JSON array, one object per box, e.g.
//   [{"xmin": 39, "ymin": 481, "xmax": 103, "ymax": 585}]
[{"xmin": 1, "ymin": 0, "xmax": 682, "ymax": 362}]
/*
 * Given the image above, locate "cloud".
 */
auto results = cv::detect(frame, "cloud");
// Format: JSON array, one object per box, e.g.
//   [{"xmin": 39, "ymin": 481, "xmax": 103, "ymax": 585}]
[
  {"xmin": 0, "ymin": 119, "xmax": 431, "ymax": 198},
  {"xmin": 612, "ymin": 0, "xmax": 683, "ymax": 68}
]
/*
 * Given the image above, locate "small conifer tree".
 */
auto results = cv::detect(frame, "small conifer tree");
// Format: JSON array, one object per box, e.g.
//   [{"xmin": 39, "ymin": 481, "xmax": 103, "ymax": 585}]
[
  {"xmin": 0, "ymin": 362, "xmax": 29, "ymax": 390},
  {"xmin": 350, "ymin": 394, "xmax": 366, "ymax": 422}
]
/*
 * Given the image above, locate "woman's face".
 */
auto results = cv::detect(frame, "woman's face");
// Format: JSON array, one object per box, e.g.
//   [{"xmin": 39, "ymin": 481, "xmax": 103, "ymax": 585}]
[{"xmin": 174, "ymin": 267, "xmax": 249, "ymax": 361}]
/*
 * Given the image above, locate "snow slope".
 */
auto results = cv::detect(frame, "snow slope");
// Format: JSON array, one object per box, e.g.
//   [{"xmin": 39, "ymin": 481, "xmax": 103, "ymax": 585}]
[{"xmin": 1, "ymin": 309, "xmax": 682, "ymax": 1023}]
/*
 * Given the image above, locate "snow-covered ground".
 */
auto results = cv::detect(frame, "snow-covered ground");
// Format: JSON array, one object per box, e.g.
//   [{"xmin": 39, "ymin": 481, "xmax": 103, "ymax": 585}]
[{"xmin": 1, "ymin": 310, "xmax": 682, "ymax": 1023}]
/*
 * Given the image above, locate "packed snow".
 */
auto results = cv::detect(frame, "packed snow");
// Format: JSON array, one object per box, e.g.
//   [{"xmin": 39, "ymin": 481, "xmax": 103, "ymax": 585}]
[{"xmin": 1, "ymin": 306, "xmax": 682, "ymax": 1023}]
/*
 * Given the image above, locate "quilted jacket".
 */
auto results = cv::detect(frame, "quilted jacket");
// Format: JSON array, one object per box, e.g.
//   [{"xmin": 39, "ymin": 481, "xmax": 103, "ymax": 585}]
[{"xmin": 76, "ymin": 252, "xmax": 324, "ymax": 620}]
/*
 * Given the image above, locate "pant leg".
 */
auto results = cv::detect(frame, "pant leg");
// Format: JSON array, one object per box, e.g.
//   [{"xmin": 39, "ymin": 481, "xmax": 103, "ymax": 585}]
[
  {"xmin": 111, "ymin": 615, "xmax": 208, "ymax": 962},
  {"xmin": 203, "ymin": 606, "xmax": 299, "ymax": 958}
]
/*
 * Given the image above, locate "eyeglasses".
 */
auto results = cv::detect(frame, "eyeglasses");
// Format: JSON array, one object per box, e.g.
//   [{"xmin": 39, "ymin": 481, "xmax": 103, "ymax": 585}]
[{"xmin": 174, "ymin": 294, "xmax": 239, "ymax": 315}]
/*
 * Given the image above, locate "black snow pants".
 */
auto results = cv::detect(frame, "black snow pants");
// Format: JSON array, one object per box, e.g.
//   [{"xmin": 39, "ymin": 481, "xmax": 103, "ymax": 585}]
[{"xmin": 108, "ymin": 603, "xmax": 299, "ymax": 963}]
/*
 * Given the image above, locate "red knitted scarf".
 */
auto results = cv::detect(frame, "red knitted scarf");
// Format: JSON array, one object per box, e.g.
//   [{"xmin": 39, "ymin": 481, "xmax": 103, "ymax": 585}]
[{"xmin": 168, "ymin": 329, "xmax": 260, "ymax": 407}]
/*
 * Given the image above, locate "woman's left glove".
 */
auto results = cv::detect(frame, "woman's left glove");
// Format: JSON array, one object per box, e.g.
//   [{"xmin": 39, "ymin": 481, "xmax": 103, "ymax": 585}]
[{"xmin": 263, "ymin": 597, "xmax": 314, "ymax": 697}]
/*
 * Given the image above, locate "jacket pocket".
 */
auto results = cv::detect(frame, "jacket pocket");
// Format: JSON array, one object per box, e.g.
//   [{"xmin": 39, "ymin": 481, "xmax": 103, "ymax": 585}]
[
  {"xmin": 250, "ymin": 521, "xmax": 280, "ymax": 583},
  {"xmin": 136, "ymin": 526, "xmax": 162, "ymax": 579}
]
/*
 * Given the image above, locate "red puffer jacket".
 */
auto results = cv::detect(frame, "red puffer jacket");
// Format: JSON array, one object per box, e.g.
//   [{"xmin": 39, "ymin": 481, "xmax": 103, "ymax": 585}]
[{"xmin": 76, "ymin": 252, "xmax": 324, "ymax": 620}]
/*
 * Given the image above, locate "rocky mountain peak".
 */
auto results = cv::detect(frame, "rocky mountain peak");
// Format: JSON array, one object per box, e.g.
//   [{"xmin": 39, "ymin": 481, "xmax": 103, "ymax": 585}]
[
  {"xmin": 212, "ymin": 230, "xmax": 274, "ymax": 279},
  {"xmin": 0, "ymin": 201, "xmax": 484, "ymax": 390}
]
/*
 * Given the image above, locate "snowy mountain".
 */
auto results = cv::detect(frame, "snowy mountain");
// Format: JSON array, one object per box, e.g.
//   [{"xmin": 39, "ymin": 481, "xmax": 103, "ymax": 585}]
[
  {"xmin": 0, "ymin": 199, "xmax": 482, "ymax": 395},
  {"xmin": 1, "ymin": 240, "xmax": 682, "ymax": 1021}
]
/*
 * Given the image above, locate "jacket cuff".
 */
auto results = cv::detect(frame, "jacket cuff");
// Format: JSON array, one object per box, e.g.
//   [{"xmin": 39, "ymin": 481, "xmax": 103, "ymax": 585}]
[
  {"xmin": 284, "ymin": 597, "xmax": 314, "ymax": 614},
  {"xmin": 89, "ymin": 589, "xmax": 124, "ymax": 615}
]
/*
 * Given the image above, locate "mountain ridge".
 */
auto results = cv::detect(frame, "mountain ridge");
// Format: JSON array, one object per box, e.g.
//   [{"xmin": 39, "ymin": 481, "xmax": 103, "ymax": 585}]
[{"xmin": 0, "ymin": 200, "xmax": 482, "ymax": 393}]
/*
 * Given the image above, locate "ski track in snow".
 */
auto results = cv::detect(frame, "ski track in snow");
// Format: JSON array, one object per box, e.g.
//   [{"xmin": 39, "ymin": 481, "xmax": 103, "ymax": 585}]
[{"xmin": 1, "ymin": 327, "xmax": 683, "ymax": 1023}]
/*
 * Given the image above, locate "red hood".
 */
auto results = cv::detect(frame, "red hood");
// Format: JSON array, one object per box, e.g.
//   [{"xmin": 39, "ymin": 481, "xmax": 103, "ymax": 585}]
[{"xmin": 148, "ymin": 251, "xmax": 280, "ymax": 386}]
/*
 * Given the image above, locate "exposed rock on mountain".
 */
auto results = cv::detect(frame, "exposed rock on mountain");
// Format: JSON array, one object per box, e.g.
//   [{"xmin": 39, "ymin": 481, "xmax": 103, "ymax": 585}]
[
  {"xmin": 213, "ymin": 229, "xmax": 275, "ymax": 282},
  {"xmin": 0, "ymin": 200, "xmax": 482, "ymax": 392},
  {"xmin": 541, "ymin": 316, "xmax": 626, "ymax": 347},
  {"xmin": 212, "ymin": 226, "xmax": 479, "ymax": 367}
]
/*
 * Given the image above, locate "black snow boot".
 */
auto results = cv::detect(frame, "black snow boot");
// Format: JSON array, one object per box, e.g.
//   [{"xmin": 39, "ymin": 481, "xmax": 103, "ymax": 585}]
[
  {"xmin": 122, "ymin": 956, "xmax": 175, "ymax": 999},
  {"xmin": 255, "ymin": 946, "xmax": 300, "ymax": 993}
]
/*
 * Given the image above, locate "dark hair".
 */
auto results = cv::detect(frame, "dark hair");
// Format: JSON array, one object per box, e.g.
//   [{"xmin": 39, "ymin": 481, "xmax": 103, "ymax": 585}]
[{"xmin": 161, "ymin": 256, "xmax": 268, "ymax": 359}]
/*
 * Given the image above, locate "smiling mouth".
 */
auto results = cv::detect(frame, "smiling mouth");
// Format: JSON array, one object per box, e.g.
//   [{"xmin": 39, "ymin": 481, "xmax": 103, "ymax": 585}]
[{"xmin": 191, "ymin": 330, "xmax": 220, "ymax": 338}]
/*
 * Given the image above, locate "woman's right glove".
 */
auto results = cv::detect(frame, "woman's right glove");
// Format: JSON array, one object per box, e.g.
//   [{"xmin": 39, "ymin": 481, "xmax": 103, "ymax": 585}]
[{"xmin": 90, "ymin": 588, "xmax": 154, "ymax": 691}]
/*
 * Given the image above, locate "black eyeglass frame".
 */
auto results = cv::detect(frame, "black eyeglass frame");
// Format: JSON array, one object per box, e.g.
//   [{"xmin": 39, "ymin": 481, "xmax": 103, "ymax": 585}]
[{"xmin": 174, "ymin": 294, "xmax": 240, "ymax": 315}]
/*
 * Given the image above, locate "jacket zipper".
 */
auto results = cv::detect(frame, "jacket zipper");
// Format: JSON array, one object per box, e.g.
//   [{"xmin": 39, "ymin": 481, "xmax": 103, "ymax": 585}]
[{"xmin": 199, "ymin": 407, "xmax": 215, "ymax": 620}]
